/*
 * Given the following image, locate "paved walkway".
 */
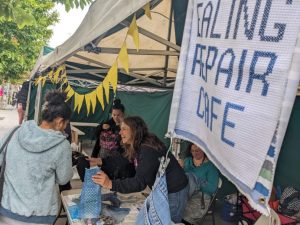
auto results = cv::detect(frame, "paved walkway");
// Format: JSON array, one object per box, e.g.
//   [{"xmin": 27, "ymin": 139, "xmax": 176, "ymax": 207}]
[{"xmin": 0, "ymin": 109, "xmax": 19, "ymax": 138}]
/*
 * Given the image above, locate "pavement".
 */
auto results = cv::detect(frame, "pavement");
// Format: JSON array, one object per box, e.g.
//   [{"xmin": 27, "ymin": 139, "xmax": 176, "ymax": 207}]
[{"xmin": 0, "ymin": 108, "xmax": 19, "ymax": 138}]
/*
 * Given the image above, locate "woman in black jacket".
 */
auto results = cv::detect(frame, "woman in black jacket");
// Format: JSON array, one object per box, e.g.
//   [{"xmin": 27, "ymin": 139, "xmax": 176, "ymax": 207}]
[{"xmin": 92, "ymin": 116, "xmax": 189, "ymax": 223}]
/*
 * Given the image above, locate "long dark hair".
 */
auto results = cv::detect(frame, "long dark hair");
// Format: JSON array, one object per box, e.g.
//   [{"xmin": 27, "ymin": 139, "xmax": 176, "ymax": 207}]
[
  {"xmin": 41, "ymin": 90, "xmax": 72, "ymax": 122},
  {"xmin": 122, "ymin": 116, "xmax": 165, "ymax": 161}
]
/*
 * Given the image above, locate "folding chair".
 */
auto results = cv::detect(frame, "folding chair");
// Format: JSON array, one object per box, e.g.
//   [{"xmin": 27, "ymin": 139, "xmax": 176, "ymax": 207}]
[{"xmin": 198, "ymin": 178, "xmax": 223, "ymax": 225}]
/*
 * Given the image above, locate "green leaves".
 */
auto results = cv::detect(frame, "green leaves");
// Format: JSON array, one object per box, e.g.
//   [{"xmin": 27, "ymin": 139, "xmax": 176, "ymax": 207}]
[
  {"xmin": 53, "ymin": 0, "xmax": 93, "ymax": 12},
  {"xmin": 0, "ymin": 0, "xmax": 59, "ymax": 80},
  {"xmin": 0, "ymin": 0, "xmax": 93, "ymax": 25},
  {"xmin": 13, "ymin": 7, "xmax": 36, "ymax": 29}
]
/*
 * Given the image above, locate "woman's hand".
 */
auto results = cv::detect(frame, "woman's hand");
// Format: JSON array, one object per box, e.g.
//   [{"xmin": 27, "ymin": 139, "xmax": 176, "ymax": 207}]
[
  {"xmin": 92, "ymin": 171, "xmax": 112, "ymax": 189},
  {"xmin": 87, "ymin": 157, "xmax": 102, "ymax": 167}
]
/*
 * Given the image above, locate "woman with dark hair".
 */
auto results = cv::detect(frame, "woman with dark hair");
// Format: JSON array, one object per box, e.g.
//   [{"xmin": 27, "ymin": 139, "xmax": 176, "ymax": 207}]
[
  {"xmin": 0, "ymin": 90, "xmax": 73, "ymax": 225},
  {"xmin": 92, "ymin": 116, "xmax": 189, "ymax": 223},
  {"xmin": 77, "ymin": 99, "xmax": 135, "ymax": 181},
  {"xmin": 182, "ymin": 143, "xmax": 219, "ymax": 225}
]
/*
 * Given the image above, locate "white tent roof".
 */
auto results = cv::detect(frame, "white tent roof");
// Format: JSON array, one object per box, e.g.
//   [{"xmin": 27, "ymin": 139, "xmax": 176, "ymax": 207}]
[{"xmin": 32, "ymin": 0, "xmax": 180, "ymax": 88}]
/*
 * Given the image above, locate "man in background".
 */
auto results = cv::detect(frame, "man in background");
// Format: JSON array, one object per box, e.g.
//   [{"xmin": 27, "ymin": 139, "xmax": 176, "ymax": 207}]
[{"xmin": 16, "ymin": 81, "xmax": 29, "ymax": 124}]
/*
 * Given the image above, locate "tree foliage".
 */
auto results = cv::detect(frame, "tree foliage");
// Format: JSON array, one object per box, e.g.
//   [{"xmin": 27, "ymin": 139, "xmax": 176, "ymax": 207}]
[
  {"xmin": 0, "ymin": 0, "xmax": 59, "ymax": 81},
  {"xmin": 0, "ymin": 0, "xmax": 93, "ymax": 27}
]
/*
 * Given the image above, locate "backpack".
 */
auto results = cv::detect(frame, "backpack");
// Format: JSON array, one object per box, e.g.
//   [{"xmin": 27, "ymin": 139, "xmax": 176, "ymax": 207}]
[{"xmin": 278, "ymin": 186, "xmax": 300, "ymax": 216}]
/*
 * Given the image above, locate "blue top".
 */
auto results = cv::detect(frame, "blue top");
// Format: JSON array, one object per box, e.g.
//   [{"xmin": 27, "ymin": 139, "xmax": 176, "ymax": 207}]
[
  {"xmin": 0, "ymin": 120, "xmax": 73, "ymax": 224},
  {"xmin": 184, "ymin": 157, "xmax": 219, "ymax": 194}
]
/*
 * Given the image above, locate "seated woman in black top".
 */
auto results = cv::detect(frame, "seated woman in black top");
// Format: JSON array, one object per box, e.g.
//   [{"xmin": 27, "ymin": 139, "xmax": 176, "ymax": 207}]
[
  {"xmin": 76, "ymin": 99, "xmax": 135, "ymax": 181},
  {"xmin": 92, "ymin": 116, "xmax": 189, "ymax": 223}
]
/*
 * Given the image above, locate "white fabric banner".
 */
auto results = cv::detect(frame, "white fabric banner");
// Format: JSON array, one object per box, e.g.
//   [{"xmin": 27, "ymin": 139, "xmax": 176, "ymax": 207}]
[{"xmin": 168, "ymin": 0, "xmax": 300, "ymax": 214}]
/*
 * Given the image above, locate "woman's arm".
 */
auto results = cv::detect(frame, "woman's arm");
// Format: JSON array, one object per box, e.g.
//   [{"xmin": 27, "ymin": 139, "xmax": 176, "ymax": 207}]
[
  {"xmin": 201, "ymin": 163, "xmax": 219, "ymax": 194},
  {"xmin": 55, "ymin": 141, "xmax": 73, "ymax": 185},
  {"xmin": 93, "ymin": 147, "xmax": 160, "ymax": 193}
]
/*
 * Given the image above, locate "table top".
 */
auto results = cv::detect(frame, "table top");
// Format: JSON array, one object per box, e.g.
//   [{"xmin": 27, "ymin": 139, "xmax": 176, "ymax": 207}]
[{"xmin": 61, "ymin": 189, "xmax": 146, "ymax": 225}]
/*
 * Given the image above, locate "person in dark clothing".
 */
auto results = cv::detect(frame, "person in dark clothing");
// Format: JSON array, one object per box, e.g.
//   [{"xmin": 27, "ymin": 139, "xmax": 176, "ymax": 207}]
[
  {"xmin": 92, "ymin": 116, "xmax": 189, "ymax": 223},
  {"xmin": 16, "ymin": 81, "xmax": 29, "ymax": 124},
  {"xmin": 76, "ymin": 99, "xmax": 135, "ymax": 181},
  {"xmin": 59, "ymin": 122, "xmax": 73, "ymax": 192}
]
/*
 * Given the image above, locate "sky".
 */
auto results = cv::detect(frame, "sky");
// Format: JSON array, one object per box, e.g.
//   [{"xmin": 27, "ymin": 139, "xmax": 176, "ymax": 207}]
[{"xmin": 48, "ymin": 4, "xmax": 89, "ymax": 48}]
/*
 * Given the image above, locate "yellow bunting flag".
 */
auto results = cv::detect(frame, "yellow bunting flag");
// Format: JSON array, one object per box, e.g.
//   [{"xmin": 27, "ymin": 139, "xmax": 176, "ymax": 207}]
[
  {"xmin": 143, "ymin": 3, "xmax": 152, "ymax": 19},
  {"xmin": 90, "ymin": 91, "xmax": 97, "ymax": 114},
  {"xmin": 74, "ymin": 92, "xmax": 84, "ymax": 113},
  {"xmin": 62, "ymin": 76, "xmax": 68, "ymax": 85},
  {"xmin": 53, "ymin": 69, "xmax": 59, "ymax": 83},
  {"xmin": 47, "ymin": 70, "xmax": 54, "ymax": 82},
  {"xmin": 34, "ymin": 77, "xmax": 41, "ymax": 86},
  {"xmin": 66, "ymin": 88, "xmax": 75, "ymax": 102},
  {"xmin": 102, "ymin": 78, "xmax": 110, "ymax": 103},
  {"xmin": 65, "ymin": 84, "xmax": 71, "ymax": 93},
  {"xmin": 119, "ymin": 43, "xmax": 129, "ymax": 73},
  {"xmin": 54, "ymin": 65, "xmax": 64, "ymax": 83},
  {"xmin": 127, "ymin": 15, "xmax": 139, "ymax": 51},
  {"xmin": 107, "ymin": 61, "xmax": 118, "ymax": 93},
  {"xmin": 96, "ymin": 84, "xmax": 105, "ymax": 110},
  {"xmin": 84, "ymin": 93, "xmax": 92, "ymax": 115},
  {"xmin": 41, "ymin": 77, "xmax": 46, "ymax": 87}
]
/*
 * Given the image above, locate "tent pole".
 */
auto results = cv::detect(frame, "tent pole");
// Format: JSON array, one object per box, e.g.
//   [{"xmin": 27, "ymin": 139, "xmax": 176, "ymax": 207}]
[
  {"xmin": 34, "ymin": 82, "xmax": 42, "ymax": 123},
  {"xmin": 163, "ymin": 0, "xmax": 174, "ymax": 87}
]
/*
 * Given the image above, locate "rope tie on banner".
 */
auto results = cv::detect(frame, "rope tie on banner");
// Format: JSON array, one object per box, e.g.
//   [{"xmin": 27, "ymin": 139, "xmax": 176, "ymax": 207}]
[{"xmin": 158, "ymin": 136, "xmax": 173, "ymax": 176}]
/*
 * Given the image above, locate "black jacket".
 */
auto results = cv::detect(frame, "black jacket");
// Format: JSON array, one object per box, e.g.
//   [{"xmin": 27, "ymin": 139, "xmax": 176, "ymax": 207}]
[
  {"xmin": 16, "ymin": 81, "xmax": 29, "ymax": 109},
  {"xmin": 112, "ymin": 145, "xmax": 188, "ymax": 194}
]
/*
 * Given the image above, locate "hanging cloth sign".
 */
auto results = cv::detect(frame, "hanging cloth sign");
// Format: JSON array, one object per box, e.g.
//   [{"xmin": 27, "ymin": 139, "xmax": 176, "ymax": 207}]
[{"xmin": 168, "ymin": 0, "xmax": 300, "ymax": 215}]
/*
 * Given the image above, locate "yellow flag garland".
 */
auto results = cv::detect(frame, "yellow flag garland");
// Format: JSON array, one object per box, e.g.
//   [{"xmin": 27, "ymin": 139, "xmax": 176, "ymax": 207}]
[
  {"xmin": 143, "ymin": 2, "xmax": 152, "ymax": 19},
  {"xmin": 36, "ymin": 8, "xmax": 149, "ymax": 114},
  {"xmin": 74, "ymin": 92, "xmax": 84, "ymax": 113},
  {"xmin": 118, "ymin": 43, "xmax": 129, "ymax": 73},
  {"xmin": 96, "ymin": 84, "xmax": 105, "ymax": 110},
  {"xmin": 107, "ymin": 61, "xmax": 118, "ymax": 93},
  {"xmin": 84, "ymin": 93, "xmax": 92, "ymax": 115},
  {"xmin": 127, "ymin": 15, "xmax": 139, "ymax": 51}
]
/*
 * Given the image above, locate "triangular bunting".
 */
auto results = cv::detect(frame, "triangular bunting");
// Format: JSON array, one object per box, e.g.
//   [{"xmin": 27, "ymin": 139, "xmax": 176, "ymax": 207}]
[
  {"xmin": 34, "ymin": 77, "xmax": 41, "ymax": 86},
  {"xmin": 65, "ymin": 84, "xmax": 71, "ymax": 93},
  {"xmin": 90, "ymin": 91, "xmax": 97, "ymax": 114},
  {"xmin": 107, "ymin": 61, "xmax": 118, "ymax": 93},
  {"xmin": 102, "ymin": 78, "xmax": 110, "ymax": 103},
  {"xmin": 53, "ymin": 69, "xmax": 59, "ymax": 83},
  {"xmin": 127, "ymin": 15, "xmax": 139, "ymax": 51},
  {"xmin": 74, "ymin": 92, "xmax": 84, "ymax": 113},
  {"xmin": 96, "ymin": 84, "xmax": 105, "ymax": 110},
  {"xmin": 118, "ymin": 42, "xmax": 129, "ymax": 73},
  {"xmin": 47, "ymin": 70, "xmax": 54, "ymax": 82},
  {"xmin": 41, "ymin": 77, "xmax": 46, "ymax": 87},
  {"xmin": 66, "ymin": 88, "xmax": 75, "ymax": 102},
  {"xmin": 84, "ymin": 93, "xmax": 92, "ymax": 115},
  {"xmin": 143, "ymin": 3, "xmax": 152, "ymax": 19}
]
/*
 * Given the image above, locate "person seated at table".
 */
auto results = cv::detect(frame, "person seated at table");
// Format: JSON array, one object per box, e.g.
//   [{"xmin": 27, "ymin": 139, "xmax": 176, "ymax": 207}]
[
  {"xmin": 92, "ymin": 116, "xmax": 189, "ymax": 223},
  {"xmin": 182, "ymin": 142, "xmax": 219, "ymax": 225},
  {"xmin": 76, "ymin": 99, "xmax": 135, "ymax": 181}
]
